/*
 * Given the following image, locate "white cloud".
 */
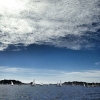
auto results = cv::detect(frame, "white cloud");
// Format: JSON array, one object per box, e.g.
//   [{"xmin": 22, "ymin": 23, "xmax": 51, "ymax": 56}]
[
  {"xmin": 0, "ymin": 66, "xmax": 100, "ymax": 83},
  {"xmin": 95, "ymin": 62, "xmax": 100, "ymax": 66},
  {"xmin": 0, "ymin": 0, "xmax": 99, "ymax": 50}
]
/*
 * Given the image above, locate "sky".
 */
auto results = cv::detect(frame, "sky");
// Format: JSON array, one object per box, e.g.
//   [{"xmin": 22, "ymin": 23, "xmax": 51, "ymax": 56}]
[{"xmin": 0, "ymin": 0, "xmax": 100, "ymax": 83}]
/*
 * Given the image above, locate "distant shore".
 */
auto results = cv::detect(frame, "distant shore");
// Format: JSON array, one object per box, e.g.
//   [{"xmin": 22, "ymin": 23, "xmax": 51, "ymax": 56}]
[
  {"xmin": 0, "ymin": 79, "xmax": 100, "ymax": 86},
  {"xmin": 0, "ymin": 79, "xmax": 23, "ymax": 85}
]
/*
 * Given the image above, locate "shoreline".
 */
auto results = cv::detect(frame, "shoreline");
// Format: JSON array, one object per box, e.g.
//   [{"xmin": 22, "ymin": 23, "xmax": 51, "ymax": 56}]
[{"xmin": 0, "ymin": 79, "xmax": 100, "ymax": 86}]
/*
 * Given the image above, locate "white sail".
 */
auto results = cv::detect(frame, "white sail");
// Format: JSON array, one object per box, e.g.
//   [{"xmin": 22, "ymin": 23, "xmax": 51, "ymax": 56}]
[
  {"xmin": 83, "ymin": 83, "xmax": 85, "ymax": 87},
  {"xmin": 11, "ymin": 81, "xmax": 13, "ymax": 86},
  {"xmin": 57, "ymin": 80, "xmax": 62, "ymax": 87},
  {"xmin": 72, "ymin": 82, "xmax": 74, "ymax": 87},
  {"xmin": 92, "ymin": 83, "xmax": 94, "ymax": 87},
  {"xmin": 47, "ymin": 82, "xmax": 49, "ymax": 86},
  {"xmin": 32, "ymin": 79, "xmax": 35, "ymax": 86},
  {"xmin": 59, "ymin": 80, "xmax": 62, "ymax": 86},
  {"xmin": 57, "ymin": 82, "xmax": 59, "ymax": 86},
  {"xmin": 40, "ymin": 82, "xmax": 43, "ymax": 86}
]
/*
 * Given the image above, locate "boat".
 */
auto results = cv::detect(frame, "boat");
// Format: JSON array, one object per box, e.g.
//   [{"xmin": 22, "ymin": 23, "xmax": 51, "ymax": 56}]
[
  {"xmin": 57, "ymin": 82, "xmax": 59, "ymax": 86},
  {"xmin": 59, "ymin": 80, "xmax": 62, "ymax": 87},
  {"xmin": 57, "ymin": 80, "xmax": 62, "ymax": 87},
  {"xmin": 31, "ymin": 79, "xmax": 35, "ymax": 86},
  {"xmin": 47, "ymin": 83, "xmax": 49, "ymax": 86},
  {"xmin": 92, "ymin": 83, "xmax": 95, "ymax": 87},
  {"xmin": 72, "ymin": 82, "xmax": 74, "ymax": 87},
  {"xmin": 40, "ymin": 82, "xmax": 43, "ymax": 86},
  {"xmin": 83, "ymin": 83, "xmax": 86, "ymax": 87},
  {"xmin": 11, "ymin": 81, "xmax": 13, "ymax": 86}
]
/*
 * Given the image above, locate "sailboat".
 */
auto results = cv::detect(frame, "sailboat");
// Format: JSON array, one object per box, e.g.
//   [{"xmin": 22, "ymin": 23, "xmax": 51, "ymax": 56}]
[
  {"xmin": 57, "ymin": 80, "xmax": 62, "ymax": 87},
  {"xmin": 31, "ymin": 79, "xmax": 35, "ymax": 86},
  {"xmin": 11, "ymin": 81, "xmax": 13, "ymax": 86},
  {"xmin": 92, "ymin": 83, "xmax": 95, "ymax": 87},
  {"xmin": 56, "ymin": 82, "xmax": 59, "ymax": 86},
  {"xmin": 47, "ymin": 83, "xmax": 49, "ymax": 86},
  {"xmin": 59, "ymin": 80, "xmax": 62, "ymax": 87},
  {"xmin": 72, "ymin": 82, "xmax": 74, "ymax": 87},
  {"xmin": 83, "ymin": 83, "xmax": 86, "ymax": 87},
  {"xmin": 40, "ymin": 82, "xmax": 43, "ymax": 86}
]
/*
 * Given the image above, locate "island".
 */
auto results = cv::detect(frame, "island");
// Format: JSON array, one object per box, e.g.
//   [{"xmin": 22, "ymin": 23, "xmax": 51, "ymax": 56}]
[{"xmin": 0, "ymin": 79, "xmax": 23, "ymax": 85}]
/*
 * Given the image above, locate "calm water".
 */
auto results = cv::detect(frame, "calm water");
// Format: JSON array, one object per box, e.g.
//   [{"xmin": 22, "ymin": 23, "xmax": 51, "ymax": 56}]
[{"xmin": 0, "ymin": 85, "xmax": 100, "ymax": 100}]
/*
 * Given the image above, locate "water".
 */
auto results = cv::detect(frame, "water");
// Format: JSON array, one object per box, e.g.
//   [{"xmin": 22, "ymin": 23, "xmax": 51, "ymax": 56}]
[{"xmin": 0, "ymin": 85, "xmax": 100, "ymax": 100}]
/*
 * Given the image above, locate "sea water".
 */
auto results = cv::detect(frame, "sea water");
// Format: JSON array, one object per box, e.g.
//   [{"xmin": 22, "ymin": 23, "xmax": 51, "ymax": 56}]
[{"xmin": 0, "ymin": 85, "xmax": 100, "ymax": 100}]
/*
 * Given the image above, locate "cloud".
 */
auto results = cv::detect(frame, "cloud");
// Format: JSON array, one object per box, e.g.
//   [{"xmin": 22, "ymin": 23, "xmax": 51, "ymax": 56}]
[
  {"xmin": 0, "ymin": 66, "xmax": 100, "ymax": 83},
  {"xmin": 95, "ymin": 62, "xmax": 100, "ymax": 65},
  {"xmin": 0, "ymin": 0, "xmax": 100, "ymax": 50}
]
